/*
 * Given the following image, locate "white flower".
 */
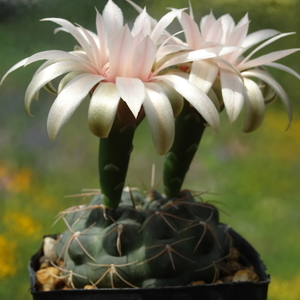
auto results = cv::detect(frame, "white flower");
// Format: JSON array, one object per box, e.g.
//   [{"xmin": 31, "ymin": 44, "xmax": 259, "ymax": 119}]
[
  {"xmin": 1, "ymin": 0, "xmax": 221, "ymax": 154},
  {"xmin": 178, "ymin": 9, "xmax": 300, "ymax": 131}
]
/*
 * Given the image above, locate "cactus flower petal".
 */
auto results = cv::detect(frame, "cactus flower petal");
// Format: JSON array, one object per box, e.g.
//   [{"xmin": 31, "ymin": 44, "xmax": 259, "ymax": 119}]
[
  {"xmin": 241, "ymin": 29, "xmax": 279, "ymax": 50},
  {"xmin": 25, "ymin": 61, "xmax": 89, "ymax": 115},
  {"xmin": 47, "ymin": 73, "xmax": 104, "ymax": 141},
  {"xmin": 242, "ymin": 69, "xmax": 293, "ymax": 128},
  {"xmin": 115, "ymin": 77, "xmax": 146, "ymax": 118},
  {"xmin": 1, "ymin": 0, "xmax": 197, "ymax": 154},
  {"xmin": 176, "ymin": 8, "xmax": 300, "ymax": 131},
  {"xmin": 102, "ymin": 0, "xmax": 124, "ymax": 38},
  {"xmin": 243, "ymin": 77, "xmax": 265, "ymax": 132},
  {"xmin": 220, "ymin": 69, "xmax": 245, "ymax": 123},
  {"xmin": 189, "ymin": 60, "xmax": 219, "ymax": 94},
  {"xmin": 156, "ymin": 74, "xmax": 220, "ymax": 131},
  {"xmin": 144, "ymin": 83, "xmax": 175, "ymax": 154},
  {"xmin": 88, "ymin": 82, "xmax": 120, "ymax": 138}
]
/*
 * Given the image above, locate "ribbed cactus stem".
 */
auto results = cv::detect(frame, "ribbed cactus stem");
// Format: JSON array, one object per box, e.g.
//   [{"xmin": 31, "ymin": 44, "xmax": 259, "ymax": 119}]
[{"xmin": 164, "ymin": 101, "xmax": 206, "ymax": 198}]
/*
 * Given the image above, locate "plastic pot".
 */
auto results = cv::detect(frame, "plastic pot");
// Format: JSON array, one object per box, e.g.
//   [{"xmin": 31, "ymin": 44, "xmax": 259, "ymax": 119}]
[{"xmin": 28, "ymin": 226, "xmax": 270, "ymax": 300}]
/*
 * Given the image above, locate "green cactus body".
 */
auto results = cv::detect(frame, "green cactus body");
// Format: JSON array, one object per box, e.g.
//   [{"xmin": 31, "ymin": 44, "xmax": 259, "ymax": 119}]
[{"xmin": 55, "ymin": 190, "xmax": 231, "ymax": 288}]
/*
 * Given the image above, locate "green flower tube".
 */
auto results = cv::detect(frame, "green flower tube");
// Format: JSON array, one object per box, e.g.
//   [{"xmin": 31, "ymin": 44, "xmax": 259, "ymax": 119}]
[{"xmin": 164, "ymin": 101, "xmax": 206, "ymax": 198}]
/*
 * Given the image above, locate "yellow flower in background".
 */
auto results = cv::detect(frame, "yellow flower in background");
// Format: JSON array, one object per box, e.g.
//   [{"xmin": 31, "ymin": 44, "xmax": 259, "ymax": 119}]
[
  {"xmin": 8, "ymin": 168, "xmax": 32, "ymax": 194},
  {"xmin": 269, "ymin": 276, "xmax": 300, "ymax": 300},
  {"xmin": 1, "ymin": 161, "xmax": 60, "ymax": 211},
  {"xmin": 0, "ymin": 161, "xmax": 32, "ymax": 194},
  {"xmin": 4, "ymin": 212, "xmax": 42, "ymax": 239},
  {"xmin": 259, "ymin": 111, "xmax": 300, "ymax": 162},
  {"xmin": 32, "ymin": 193, "xmax": 60, "ymax": 210},
  {"xmin": 0, "ymin": 235, "xmax": 17, "ymax": 279}
]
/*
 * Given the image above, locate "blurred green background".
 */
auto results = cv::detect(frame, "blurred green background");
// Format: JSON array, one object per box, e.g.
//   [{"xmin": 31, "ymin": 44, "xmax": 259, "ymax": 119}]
[{"xmin": 0, "ymin": 0, "xmax": 299, "ymax": 299}]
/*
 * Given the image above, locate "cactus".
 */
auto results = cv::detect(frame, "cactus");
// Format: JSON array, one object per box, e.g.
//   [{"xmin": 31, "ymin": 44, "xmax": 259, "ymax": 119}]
[
  {"xmin": 54, "ymin": 189, "xmax": 231, "ymax": 288},
  {"xmin": 2, "ymin": 0, "xmax": 299, "ymax": 293}
]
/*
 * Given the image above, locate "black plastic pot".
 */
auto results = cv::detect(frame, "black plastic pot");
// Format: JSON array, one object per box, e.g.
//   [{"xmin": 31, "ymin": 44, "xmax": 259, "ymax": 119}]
[{"xmin": 28, "ymin": 226, "xmax": 270, "ymax": 300}]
